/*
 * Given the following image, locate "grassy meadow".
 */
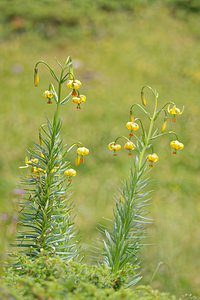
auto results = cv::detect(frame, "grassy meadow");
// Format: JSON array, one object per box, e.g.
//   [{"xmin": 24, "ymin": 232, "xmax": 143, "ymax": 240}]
[{"xmin": 0, "ymin": 1, "xmax": 200, "ymax": 297}]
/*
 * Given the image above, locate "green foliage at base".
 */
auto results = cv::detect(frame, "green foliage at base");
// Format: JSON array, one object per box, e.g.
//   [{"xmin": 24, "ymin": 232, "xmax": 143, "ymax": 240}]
[{"xmin": 2, "ymin": 254, "xmax": 178, "ymax": 300}]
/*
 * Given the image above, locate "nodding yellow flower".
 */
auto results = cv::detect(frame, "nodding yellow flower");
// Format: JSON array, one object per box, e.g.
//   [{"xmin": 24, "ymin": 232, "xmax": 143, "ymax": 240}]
[
  {"xmin": 64, "ymin": 168, "xmax": 77, "ymax": 182},
  {"xmin": 168, "ymin": 105, "xmax": 184, "ymax": 122},
  {"xmin": 77, "ymin": 147, "xmax": 89, "ymax": 156},
  {"xmin": 141, "ymin": 91, "xmax": 146, "ymax": 106},
  {"xmin": 76, "ymin": 147, "xmax": 89, "ymax": 163},
  {"xmin": 124, "ymin": 142, "xmax": 135, "ymax": 155},
  {"xmin": 146, "ymin": 153, "xmax": 159, "ymax": 167},
  {"xmin": 67, "ymin": 79, "xmax": 82, "ymax": 89},
  {"xmin": 126, "ymin": 122, "xmax": 139, "ymax": 136},
  {"xmin": 43, "ymin": 90, "xmax": 53, "ymax": 104},
  {"xmin": 170, "ymin": 140, "xmax": 184, "ymax": 154},
  {"xmin": 28, "ymin": 158, "xmax": 39, "ymax": 173},
  {"xmin": 43, "ymin": 90, "xmax": 53, "ymax": 99},
  {"xmin": 34, "ymin": 68, "xmax": 39, "ymax": 87},
  {"xmin": 126, "ymin": 122, "xmax": 139, "ymax": 131},
  {"xmin": 108, "ymin": 142, "xmax": 121, "ymax": 156},
  {"xmin": 20, "ymin": 157, "xmax": 42, "ymax": 171},
  {"xmin": 72, "ymin": 95, "xmax": 86, "ymax": 109},
  {"xmin": 161, "ymin": 117, "xmax": 167, "ymax": 133}
]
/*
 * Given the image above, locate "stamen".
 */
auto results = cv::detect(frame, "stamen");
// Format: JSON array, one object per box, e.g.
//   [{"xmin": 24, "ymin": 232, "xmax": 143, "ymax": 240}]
[{"xmin": 172, "ymin": 116, "xmax": 176, "ymax": 122}]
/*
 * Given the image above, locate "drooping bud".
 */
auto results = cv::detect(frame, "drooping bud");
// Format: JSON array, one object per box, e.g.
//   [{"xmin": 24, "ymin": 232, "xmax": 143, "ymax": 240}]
[
  {"xmin": 34, "ymin": 67, "xmax": 39, "ymax": 87},
  {"xmin": 130, "ymin": 110, "xmax": 134, "ymax": 122},
  {"xmin": 69, "ymin": 65, "xmax": 73, "ymax": 80},
  {"xmin": 161, "ymin": 117, "xmax": 167, "ymax": 133},
  {"xmin": 141, "ymin": 91, "xmax": 146, "ymax": 106},
  {"xmin": 76, "ymin": 154, "xmax": 80, "ymax": 166}
]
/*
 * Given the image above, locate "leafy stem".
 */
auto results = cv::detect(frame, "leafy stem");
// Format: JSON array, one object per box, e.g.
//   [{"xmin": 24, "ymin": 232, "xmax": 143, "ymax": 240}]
[{"xmin": 138, "ymin": 91, "xmax": 158, "ymax": 171}]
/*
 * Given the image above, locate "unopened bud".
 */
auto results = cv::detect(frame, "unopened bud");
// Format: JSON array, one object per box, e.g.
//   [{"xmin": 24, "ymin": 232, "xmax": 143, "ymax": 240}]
[
  {"xmin": 34, "ymin": 67, "xmax": 39, "ymax": 87},
  {"xmin": 69, "ymin": 65, "xmax": 73, "ymax": 80},
  {"xmin": 141, "ymin": 91, "xmax": 146, "ymax": 106},
  {"xmin": 76, "ymin": 154, "xmax": 80, "ymax": 166},
  {"xmin": 130, "ymin": 110, "xmax": 134, "ymax": 122},
  {"xmin": 161, "ymin": 117, "xmax": 167, "ymax": 133}
]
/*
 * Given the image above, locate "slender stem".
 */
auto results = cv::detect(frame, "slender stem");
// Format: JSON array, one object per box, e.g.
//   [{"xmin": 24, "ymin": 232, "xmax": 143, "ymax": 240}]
[
  {"xmin": 154, "ymin": 101, "xmax": 175, "ymax": 120},
  {"xmin": 115, "ymin": 136, "xmax": 133, "ymax": 144},
  {"xmin": 130, "ymin": 104, "xmax": 151, "ymax": 119},
  {"xmin": 150, "ymin": 131, "xmax": 178, "ymax": 141},
  {"xmin": 35, "ymin": 60, "xmax": 59, "ymax": 82},
  {"xmin": 134, "ymin": 118, "xmax": 145, "ymax": 138},
  {"xmin": 138, "ymin": 94, "xmax": 158, "ymax": 171}
]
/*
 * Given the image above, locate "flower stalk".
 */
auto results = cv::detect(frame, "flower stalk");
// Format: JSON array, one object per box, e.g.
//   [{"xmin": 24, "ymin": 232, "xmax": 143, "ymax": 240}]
[
  {"xmin": 16, "ymin": 58, "xmax": 88, "ymax": 259},
  {"xmin": 102, "ymin": 85, "xmax": 184, "ymax": 285}
]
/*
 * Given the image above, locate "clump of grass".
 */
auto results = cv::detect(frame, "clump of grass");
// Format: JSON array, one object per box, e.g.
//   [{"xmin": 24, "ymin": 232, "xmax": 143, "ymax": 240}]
[{"xmin": 3, "ymin": 253, "xmax": 179, "ymax": 300}]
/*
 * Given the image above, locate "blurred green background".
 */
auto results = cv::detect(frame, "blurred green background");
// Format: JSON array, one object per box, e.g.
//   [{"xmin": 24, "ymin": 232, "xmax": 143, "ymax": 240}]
[{"xmin": 0, "ymin": 0, "xmax": 200, "ymax": 297}]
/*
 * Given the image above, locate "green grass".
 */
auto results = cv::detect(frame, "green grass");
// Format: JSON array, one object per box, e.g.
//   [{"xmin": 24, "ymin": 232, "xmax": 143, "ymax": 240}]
[
  {"xmin": 0, "ymin": 3, "xmax": 200, "ymax": 298},
  {"xmin": 2, "ymin": 254, "xmax": 180, "ymax": 300}
]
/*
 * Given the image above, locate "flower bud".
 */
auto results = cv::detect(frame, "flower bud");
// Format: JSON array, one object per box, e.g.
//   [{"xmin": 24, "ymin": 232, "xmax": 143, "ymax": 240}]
[
  {"xmin": 69, "ymin": 65, "xmax": 73, "ymax": 80},
  {"xmin": 76, "ymin": 155, "xmax": 80, "ymax": 166},
  {"xmin": 130, "ymin": 110, "xmax": 134, "ymax": 122},
  {"xmin": 141, "ymin": 91, "xmax": 146, "ymax": 106},
  {"xmin": 161, "ymin": 117, "xmax": 167, "ymax": 133},
  {"xmin": 34, "ymin": 67, "xmax": 39, "ymax": 87}
]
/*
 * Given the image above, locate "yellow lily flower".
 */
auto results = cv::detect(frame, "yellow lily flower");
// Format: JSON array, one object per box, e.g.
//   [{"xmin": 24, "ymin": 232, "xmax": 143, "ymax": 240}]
[
  {"xmin": 108, "ymin": 142, "xmax": 121, "ymax": 156},
  {"xmin": 72, "ymin": 95, "xmax": 86, "ymax": 109},
  {"xmin": 124, "ymin": 142, "xmax": 135, "ymax": 155},
  {"xmin": 170, "ymin": 140, "xmax": 184, "ymax": 154},
  {"xmin": 77, "ymin": 147, "xmax": 89, "ymax": 163},
  {"xmin": 43, "ymin": 90, "xmax": 53, "ymax": 104},
  {"xmin": 64, "ymin": 168, "xmax": 77, "ymax": 182},
  {"xmin": 67, "ymin": 79, "xmax": 82, "ymax": 89},
  {"xmin": 77, "ymin": 147, "xmax": 89, "ymax": 156},
  {"xmin": 146, "ymin": 153, "xmax": 159, "ymax": 167},
  {"xmin": 126, "ymin": 122, "xmax": 139, "ymax": 136},
  {"xmin": 168, "ymin": 105, "xmax": 184, "ymax": 122}
]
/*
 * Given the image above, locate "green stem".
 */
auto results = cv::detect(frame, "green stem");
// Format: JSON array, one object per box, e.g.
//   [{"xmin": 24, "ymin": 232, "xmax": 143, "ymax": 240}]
[
  {"xmin": 150, "ymin": 131, "xmax": 178, "ymax": 141},
  {"xmin": 130, "ymin": 104, "xmax": 151, "ymax": 120},
  {"xmin": 138, "ymin": 94, "xmax": 158, "ymax": 171},
  {"xmin": 35, "ymin": 60, "xmax": 59, "ymax": 82}
]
